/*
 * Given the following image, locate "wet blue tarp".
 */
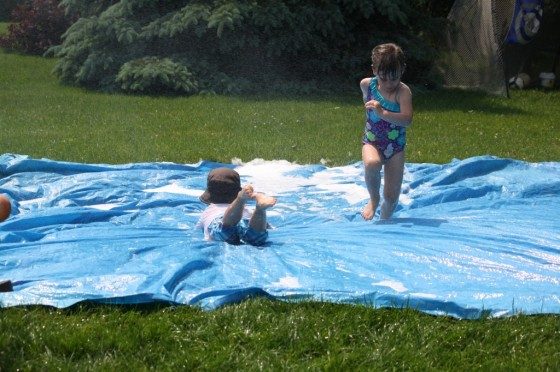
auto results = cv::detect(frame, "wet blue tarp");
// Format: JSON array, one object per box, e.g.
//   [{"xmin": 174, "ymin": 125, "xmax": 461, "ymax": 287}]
[{"xmin": 0, "ymin": 153, "xmax": 559, "ymax": 318}]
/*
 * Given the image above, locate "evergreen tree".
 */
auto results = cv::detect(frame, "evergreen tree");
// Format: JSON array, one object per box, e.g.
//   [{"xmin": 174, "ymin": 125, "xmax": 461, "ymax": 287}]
[{"xmin": 51, "ymin": 0, "xmax": 449, "ymax": 94}]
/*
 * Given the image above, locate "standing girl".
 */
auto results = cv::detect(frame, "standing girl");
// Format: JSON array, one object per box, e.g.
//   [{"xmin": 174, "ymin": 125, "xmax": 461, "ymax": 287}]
[{"xmin": 360, "ymin": 43, "xmax": 413, "ymax": 220}]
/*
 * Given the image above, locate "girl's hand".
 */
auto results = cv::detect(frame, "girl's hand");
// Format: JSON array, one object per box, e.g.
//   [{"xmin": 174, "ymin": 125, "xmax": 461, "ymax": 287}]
[{"xmin": 365, "ymin": 100, "xmax": 383, "ymax": 115}]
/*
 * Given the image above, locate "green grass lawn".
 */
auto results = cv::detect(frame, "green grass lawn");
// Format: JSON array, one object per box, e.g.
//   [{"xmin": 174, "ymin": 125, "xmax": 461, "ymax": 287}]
[
  {"xmin": 1, "ymin": 41, "xmax": 560, "ymax": 370},
  {"xmin": 1, "ymin": 50, "xmax": 559, "ymax": 165},
  {"xmin": 2, "ymin": 300, "xmax": 559, "ymax": 370},
  {"xmin": 0, "ymin": 22, "xmax": 9, "ymax": 35}
]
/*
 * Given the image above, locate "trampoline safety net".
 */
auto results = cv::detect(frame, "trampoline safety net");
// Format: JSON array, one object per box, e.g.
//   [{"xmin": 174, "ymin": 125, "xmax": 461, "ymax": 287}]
[{"xmin": 439, "ymin": 0, "xmax": 541, "ymax": 95}]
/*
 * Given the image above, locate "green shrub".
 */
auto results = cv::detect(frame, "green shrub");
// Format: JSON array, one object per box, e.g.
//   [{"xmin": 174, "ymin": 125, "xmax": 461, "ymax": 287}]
[{"xmin": 116, "ymin": 56, "xmax": 198, "ymax": 94}]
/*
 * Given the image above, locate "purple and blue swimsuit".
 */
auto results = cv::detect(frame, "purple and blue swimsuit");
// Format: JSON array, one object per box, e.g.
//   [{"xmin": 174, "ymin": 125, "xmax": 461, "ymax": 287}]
[{"xmin": 362, "ymin": 77, "xmax": 406, "ymax": 160}]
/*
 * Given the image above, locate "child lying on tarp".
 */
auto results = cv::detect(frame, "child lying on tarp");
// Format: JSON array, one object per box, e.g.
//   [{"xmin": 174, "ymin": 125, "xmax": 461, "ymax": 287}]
[{"xmin": 197, "ymin": 167, "xmax": 277, "ymax": 246}]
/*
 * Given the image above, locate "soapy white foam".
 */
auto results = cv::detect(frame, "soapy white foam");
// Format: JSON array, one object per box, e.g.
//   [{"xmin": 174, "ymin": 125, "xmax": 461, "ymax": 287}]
[
  {"xmin": 316, "ymin": 183, "xmax": 369, "ymax": 205},
  {"xmin": 234, "ymin": 159, "xmax": 368, "ymax": 204},
  {"xmin": 139, "ymin": 160, "xmax": 368, "ymax": 205},
  {"xmin": 144, "ymin": 182, "xmax": 202, "ymax": 196},
  {"xmin": 373, "ymin": 280, "xmax": 408, "ymax": 293},
  {"xmin": 270, "ymin": 276, "xmax": 301, "ymax": 289}
]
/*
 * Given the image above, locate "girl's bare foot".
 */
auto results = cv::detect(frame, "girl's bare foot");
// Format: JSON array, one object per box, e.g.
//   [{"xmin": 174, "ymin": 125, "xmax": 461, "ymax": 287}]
[
  {"xmin": 361, "ymin": 200, "xmax": 376, "ymax": 220},
  {"xmin": 254, "ymin": 193, "xmax": 277, "ymax": 210}
]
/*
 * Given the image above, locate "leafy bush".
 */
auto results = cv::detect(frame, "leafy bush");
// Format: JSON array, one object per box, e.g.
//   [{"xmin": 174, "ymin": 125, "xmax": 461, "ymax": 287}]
[
  {"xmin": 116, "ymin": 57, "xmax": 198, "ymax": 94},
  {"xmin": 52, "ymin": 0, "xmax": 452, "ymax": 94},
  {"xmin": 0, "ymin": 0, "xmax": 75, "ymax": 55}
]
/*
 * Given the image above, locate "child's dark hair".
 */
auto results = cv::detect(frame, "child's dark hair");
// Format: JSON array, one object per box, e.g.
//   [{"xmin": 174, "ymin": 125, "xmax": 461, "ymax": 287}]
[{"xmin": 371, "ymin": 43, "xmax": 406, "ymax": 81}]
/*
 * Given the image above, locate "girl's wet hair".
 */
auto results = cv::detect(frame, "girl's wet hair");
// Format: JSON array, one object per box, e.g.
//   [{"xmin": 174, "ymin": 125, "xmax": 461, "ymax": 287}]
[{"xmin": 371, "ymin": 43, "xmax": 406, "ymax": 81}]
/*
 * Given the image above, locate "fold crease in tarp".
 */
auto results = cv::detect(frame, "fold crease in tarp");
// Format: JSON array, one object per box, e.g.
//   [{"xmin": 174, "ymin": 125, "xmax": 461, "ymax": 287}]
[{"xmin": 0, "ymin": 153, "xmax": 559, "ymax": 318}]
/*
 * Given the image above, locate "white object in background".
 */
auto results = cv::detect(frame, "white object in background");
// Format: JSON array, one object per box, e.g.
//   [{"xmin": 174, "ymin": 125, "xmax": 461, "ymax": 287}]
[
  {"xmin": 515, "ymin": 73, "xmax": 531, "ymax": 89},
  {"xmin": 538, "ymin": 72, "xmax": 555, "ymax": 88}
]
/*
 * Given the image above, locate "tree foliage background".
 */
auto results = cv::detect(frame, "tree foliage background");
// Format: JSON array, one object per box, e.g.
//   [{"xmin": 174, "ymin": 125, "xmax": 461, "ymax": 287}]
[
  {"xmin": 49, "ymin": 0, "xmax": 452, "ymax": 95},
  {"xmin": 3, "ymin": 0, "xmax": 559, "ymax": 95},
  {"xmin": 0, "ymin": 0, "xmax": 25, "ymax": 21}
]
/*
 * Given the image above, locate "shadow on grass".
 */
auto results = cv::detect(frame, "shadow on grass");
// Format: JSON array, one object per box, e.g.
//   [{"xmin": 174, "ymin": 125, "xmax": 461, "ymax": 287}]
[{"xmin": 64, "ymin": 300, "xmax": 179, "ymax": 314}]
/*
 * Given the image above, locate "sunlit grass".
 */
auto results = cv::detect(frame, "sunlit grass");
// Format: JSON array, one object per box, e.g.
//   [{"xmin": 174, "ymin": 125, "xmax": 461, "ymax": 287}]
[
  {"xmin": 0, "ymin": 22, "xmax": 8, "ymax": 35},
  {"xmin": 1, "ymin": 51, "xmax": 559, "ymax": 166},
  {"xmin": 1, "ymin": 300, "xmax": 559, "ymax": 370}
]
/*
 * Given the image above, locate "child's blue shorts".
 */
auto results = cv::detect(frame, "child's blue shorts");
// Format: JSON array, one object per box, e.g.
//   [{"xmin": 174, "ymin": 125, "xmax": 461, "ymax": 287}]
[{"xmin": 208, "ymin": 217, "xmax": 268, "ymax": 246}]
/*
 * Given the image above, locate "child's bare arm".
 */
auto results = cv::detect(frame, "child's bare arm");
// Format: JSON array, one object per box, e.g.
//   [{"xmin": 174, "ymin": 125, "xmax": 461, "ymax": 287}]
[{"xmin": 360, "ymin": 78, "xmax": 371, "ymax": 103}]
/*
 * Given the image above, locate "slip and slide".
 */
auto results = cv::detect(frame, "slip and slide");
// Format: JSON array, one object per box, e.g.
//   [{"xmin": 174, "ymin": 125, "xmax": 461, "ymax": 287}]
[{"xmin": 0, "ymin": 153, "xmax": 558, "ymax": 318}]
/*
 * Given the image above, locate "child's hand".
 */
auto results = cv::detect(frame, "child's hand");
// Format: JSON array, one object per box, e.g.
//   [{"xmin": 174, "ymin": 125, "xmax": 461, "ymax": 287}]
[
  {"xmin": 365, "ymin": 100, "xmax": 383, "ymax": 115},
  {"xmin": 239, "ymin": 185, "xmax": 254, "ymax": 201}
]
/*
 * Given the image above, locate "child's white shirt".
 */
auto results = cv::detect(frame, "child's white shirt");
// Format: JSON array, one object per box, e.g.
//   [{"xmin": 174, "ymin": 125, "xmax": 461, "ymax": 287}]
[{"xmin": 197, "ymin": 203, "xmax": 252, "ymax": 240}]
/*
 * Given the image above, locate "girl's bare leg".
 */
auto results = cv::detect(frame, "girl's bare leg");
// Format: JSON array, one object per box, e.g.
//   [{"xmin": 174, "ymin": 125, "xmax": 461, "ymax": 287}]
[
  {"xmin": 361, "ymin": 144, "xmax": 383, "ymax": 220},
  {"xmin": 249, "ymin": 193, "xmax": 277, "ymax": 232},
  {"xmin": 380, "ymin": 150, "xmax": 404, "ymax": 220}
]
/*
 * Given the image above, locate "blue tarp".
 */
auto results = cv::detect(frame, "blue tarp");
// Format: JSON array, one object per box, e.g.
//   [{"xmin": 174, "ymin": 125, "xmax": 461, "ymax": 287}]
[{"xmin": 0, "ymin": 153, "xmax": 558, "ymax": 318}]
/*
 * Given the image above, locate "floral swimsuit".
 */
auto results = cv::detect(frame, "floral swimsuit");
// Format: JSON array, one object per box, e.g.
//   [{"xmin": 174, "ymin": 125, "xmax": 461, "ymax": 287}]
[{"xmin": 362, "ymin": 77, "xmax": 406, "ymax": 160}]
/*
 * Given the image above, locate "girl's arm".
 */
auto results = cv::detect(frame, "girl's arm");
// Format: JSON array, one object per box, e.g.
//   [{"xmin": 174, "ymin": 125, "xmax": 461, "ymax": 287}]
[{"xmin": 360, "ymin": 78, "xmax": 371, "ymax": 104}]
